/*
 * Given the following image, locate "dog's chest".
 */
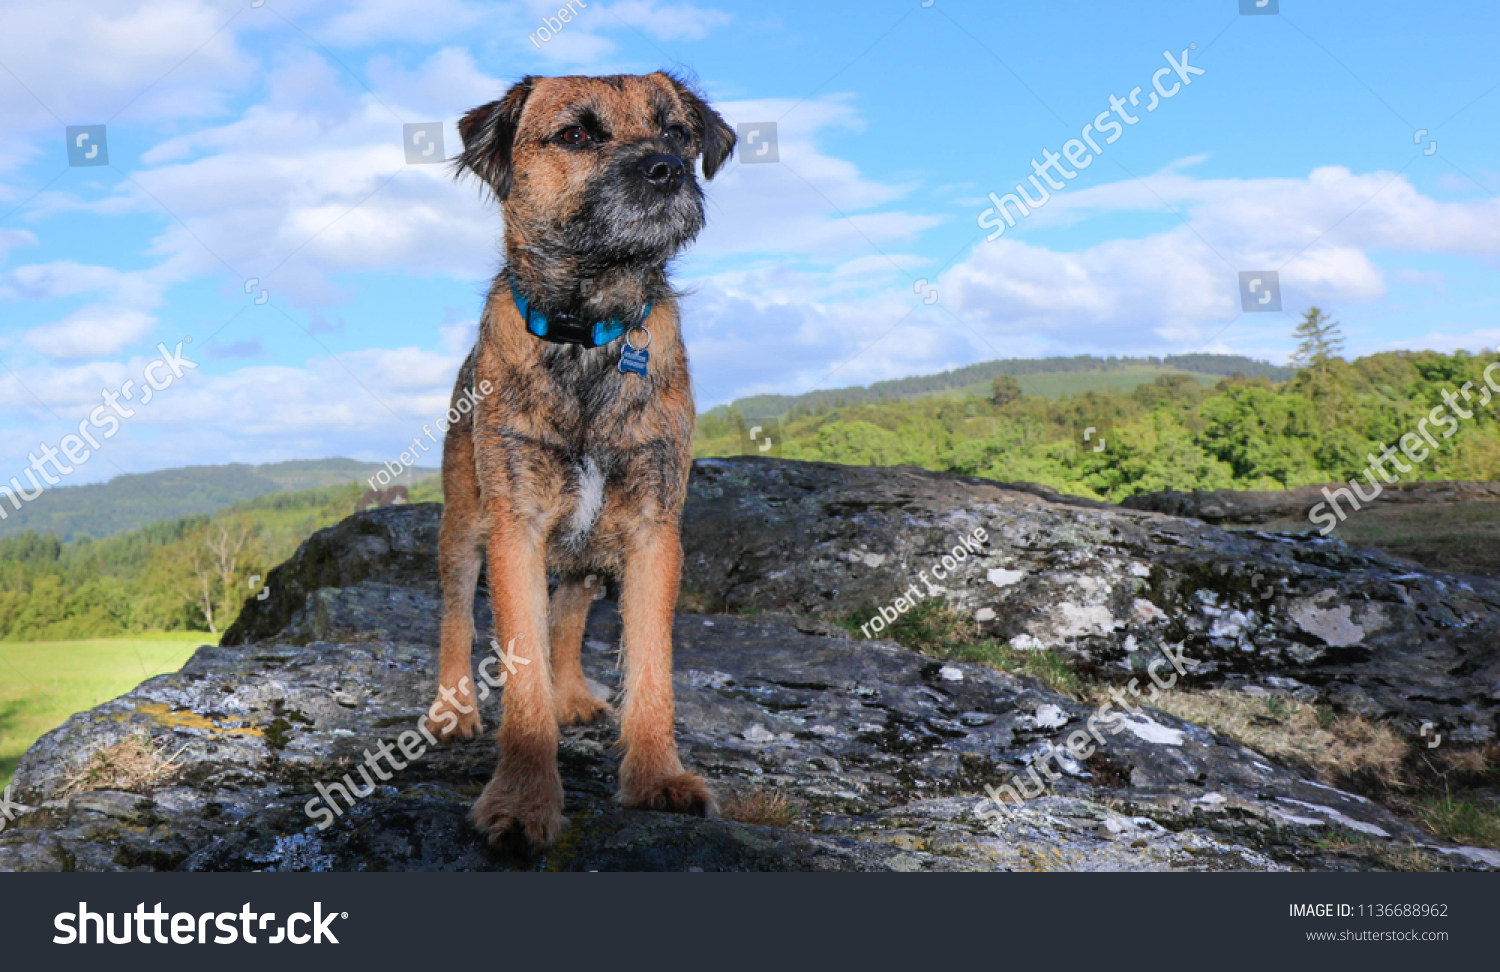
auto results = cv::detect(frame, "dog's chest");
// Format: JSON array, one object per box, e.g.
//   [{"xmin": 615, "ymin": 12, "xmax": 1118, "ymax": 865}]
[{"xmin": 559, "ymin": 456, "xmax": 608, "ymax": 547}]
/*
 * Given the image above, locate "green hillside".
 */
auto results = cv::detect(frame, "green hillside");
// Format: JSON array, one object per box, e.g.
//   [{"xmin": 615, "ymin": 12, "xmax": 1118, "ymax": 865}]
[
  {"xmin": 696, "ymin": 348, "xmax": 1500, "ymax": 503},
  {"xmin": 0, "ymin": 475, "xmax": 445, "ymax": 643},
  {"xmin": 710, "ymin": 353, "xmax": 1292, "ymax": 423},
  {"xmin": 0, "ymin": 458, "xmax": 437, "ymax": 542}
]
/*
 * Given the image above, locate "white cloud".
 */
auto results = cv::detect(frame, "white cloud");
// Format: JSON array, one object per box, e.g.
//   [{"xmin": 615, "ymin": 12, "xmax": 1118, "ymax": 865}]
[
  {"xmin": 599, "ymin": 0, "xmax": 733, "ymax": 41},
  {"xmin": 689, "ymin": 95, "xmax": 939, "ymax": 267},
  {"xmin": 939, "ymin": 161, "xmax": 1500, "ymax": 353},
  {"xmin": 25, "ymin": 307, "xmax": 158, "ymax": 359},
  {"xmin": 2, "ymin": 261, "xmax": 169, "ymax": 359},
  {"xmin": 0, "ymin": 0, "xmax": 251, "ymax": 137}
]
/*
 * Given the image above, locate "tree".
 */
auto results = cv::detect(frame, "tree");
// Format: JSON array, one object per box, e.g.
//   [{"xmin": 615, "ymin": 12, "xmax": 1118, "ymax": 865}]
[
  {"xmin": 990, "ymin": 375, "xmax": 1023, "ymax": 407},
  {"xmin": 158, "ymin": 517, "xmax": 262, "ymax": 634},
  {"xmin": 1289, "ymin": 307, "xmax": 1345, "ymax": 377}
]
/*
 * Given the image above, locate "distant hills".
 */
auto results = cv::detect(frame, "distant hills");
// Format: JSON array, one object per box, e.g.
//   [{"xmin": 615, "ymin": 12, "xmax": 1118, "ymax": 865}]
[
  {"xmin": 0, "ymin": 458, "xmax": 437, "ymax": 542},
  {"xmin": 707, "ymin": 353, "xmax": 1293, "ymax": 423}
]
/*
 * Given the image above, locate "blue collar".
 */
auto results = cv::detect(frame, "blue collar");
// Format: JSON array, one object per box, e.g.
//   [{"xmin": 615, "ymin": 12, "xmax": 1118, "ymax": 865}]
[{"xmin": 511, "ymin": 282, "xmax": 651, "ymax": 349}]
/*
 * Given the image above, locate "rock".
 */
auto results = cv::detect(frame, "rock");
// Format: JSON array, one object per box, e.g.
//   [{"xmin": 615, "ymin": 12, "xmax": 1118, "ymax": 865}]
[
  {"xmin": 673, "ymin": 458, "xmax": 1499, "ymax": 743},
  {"xmin": 3, "ymin": 457, "xmax": 1495, "ymax": 872}
]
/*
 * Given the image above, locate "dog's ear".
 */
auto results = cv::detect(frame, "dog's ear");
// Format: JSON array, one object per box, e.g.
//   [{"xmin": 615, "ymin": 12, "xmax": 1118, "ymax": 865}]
[
  {"xmin": 454, "ymin": 77, "xmax": 535, "ymax": 201},
  {"xmin": 665, "ymin": 75, "xmax": 736, "ymax": 179}
]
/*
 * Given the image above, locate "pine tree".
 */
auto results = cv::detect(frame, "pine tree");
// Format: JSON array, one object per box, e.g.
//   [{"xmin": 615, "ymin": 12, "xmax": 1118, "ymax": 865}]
[
  {"xmin": 1289, "ymin": 307, "xmax": 1345, "ymax": 376},
  {"xmin": 990, "ymin": 375, "xmax": 1022, "ymax": 407}
]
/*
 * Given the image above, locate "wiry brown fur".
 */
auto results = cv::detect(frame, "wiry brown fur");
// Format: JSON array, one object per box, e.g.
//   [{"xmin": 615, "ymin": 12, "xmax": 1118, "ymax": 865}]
[{"xmin": 428, "ymin": 72, "xmax": 735, "ymax": 854}]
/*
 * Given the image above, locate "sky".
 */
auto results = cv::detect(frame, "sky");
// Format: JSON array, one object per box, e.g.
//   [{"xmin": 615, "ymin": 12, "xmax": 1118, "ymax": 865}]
[{"xmin": 1, "ymin": 0, "xmax": 1498, "ymax": 485}]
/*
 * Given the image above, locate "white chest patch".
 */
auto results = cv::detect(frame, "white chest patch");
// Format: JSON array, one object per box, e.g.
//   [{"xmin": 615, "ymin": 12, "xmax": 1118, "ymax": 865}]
[{"xmin": 567, "ymin": 458, "xmax": 606, "ymax": 544}]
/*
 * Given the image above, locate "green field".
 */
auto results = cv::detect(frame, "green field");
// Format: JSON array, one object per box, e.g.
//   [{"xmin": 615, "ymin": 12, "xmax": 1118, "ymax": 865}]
[{"xmin": 0, "ymin": 633, "xmax": 208, "ymax": 791}]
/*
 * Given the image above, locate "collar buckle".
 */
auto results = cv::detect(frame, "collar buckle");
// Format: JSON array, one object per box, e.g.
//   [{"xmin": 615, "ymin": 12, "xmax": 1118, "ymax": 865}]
[{"xmin": 511, "ymin": 282, "xmax": 648, "ymax": 349}]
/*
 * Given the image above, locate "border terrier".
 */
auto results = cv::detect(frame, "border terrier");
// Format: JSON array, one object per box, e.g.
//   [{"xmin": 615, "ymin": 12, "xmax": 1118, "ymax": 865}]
[{"xmin": 429, "ymin": 72, "xmax": 735, "ymax": 853}]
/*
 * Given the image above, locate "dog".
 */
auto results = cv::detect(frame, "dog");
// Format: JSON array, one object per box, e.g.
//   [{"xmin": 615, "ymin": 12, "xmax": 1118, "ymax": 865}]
[{"xmin": 428, "ymin": 72, "xmax": 735, "ymax": 853}]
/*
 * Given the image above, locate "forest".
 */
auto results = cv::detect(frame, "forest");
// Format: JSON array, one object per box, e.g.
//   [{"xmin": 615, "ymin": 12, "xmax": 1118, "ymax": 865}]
[{"xmin": 698, "ymin": 317, "xmax": 1500, "ymax": 500}]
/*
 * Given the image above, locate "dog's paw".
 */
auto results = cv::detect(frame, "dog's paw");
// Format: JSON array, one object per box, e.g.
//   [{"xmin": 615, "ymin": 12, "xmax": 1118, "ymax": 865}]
[
  {"xmin": 555, "ymin": 690, "xmax": 613, "ymax": 727},
  {"xmin": 427, "ymin": 688, "xmax": 482, "ymax": 743},
  {"xmin": 619, "ymin": 772, "xmax": 717, "ymax": 818},
  {"xmin": 470, "ymin": 776, "xmax": 566, "ymax": 856}
]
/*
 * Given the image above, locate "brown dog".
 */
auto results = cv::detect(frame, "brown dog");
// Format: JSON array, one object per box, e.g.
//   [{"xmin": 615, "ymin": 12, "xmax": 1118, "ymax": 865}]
[{"xmin": 428, "ymin": 72, "xmax": 735, "ymax": 853}]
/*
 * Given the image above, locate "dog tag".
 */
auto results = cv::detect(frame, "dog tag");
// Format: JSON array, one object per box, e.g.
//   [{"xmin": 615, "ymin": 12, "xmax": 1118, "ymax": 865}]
[
  {"xmin": 619, "ymin": 326, "xmax": 651, "ymax": 377},
  {"xmin": 618, "ymin": 344, "xmax": 649, "ymax": 376}
]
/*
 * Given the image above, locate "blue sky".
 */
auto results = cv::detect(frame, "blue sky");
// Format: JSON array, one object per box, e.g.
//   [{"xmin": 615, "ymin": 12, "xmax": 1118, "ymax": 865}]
[{"xmin": 1, "ymin": 0, "xmax": 1498, "ymax": 485}]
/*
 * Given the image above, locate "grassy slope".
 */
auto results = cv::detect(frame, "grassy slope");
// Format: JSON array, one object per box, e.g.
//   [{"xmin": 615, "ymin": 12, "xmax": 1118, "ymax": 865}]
[
  {"xmin": 692, "ymin": 367, "xmax": 1223, "ymax": 458},
  {"xmin": 711, "ymin": 354, "xmax": 1288, "ymax": 423},
  {"xmin": 913, "ymin": 366, "xmax": 1219, "ymax": 402},
  {"xmin": 0, "ymin": 633, "xmax": 207, "ymax": 790},
  {"xmin": 0, "ymin": 481, "xmax": 451, "ymax": 785}
]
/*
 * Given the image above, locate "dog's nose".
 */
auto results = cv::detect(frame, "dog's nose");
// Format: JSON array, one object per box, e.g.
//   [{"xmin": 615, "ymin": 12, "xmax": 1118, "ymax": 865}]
[{"xmin": 637, "ymin": 153, "xmax": 686, "ymax": 193}]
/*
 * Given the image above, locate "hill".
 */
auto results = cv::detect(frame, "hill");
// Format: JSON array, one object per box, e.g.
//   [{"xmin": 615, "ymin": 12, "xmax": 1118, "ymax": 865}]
[
  {"xmin": 0, "ymin": 473, "xmax": 445, "ymax": 643},
  {"xmin": 0, "ymin": 458, "xmax": 437, "ymax": 542},
  {"xmin": 708, "ymin": 353, "xmax": 1292, "ymax": 423},
  {"xmin": 696, "ymin": 349, "xmax": 1500, "ymax": 503}
]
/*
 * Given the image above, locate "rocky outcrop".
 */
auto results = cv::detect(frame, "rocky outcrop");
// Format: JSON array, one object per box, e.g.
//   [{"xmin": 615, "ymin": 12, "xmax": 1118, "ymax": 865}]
[
  {"xmin": 675, "ymin": 459, "xmax": 1499, "ymax": 744},
  {"xmin": 3, "ymin": 458, "xmax": 1496, "ymax": 872}
]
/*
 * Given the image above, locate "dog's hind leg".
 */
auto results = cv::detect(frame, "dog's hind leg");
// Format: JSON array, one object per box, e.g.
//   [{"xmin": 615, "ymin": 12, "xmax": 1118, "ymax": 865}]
[
  {"xmin": 470, "ymin": 518, "xmax": 565, "ymax": 851},
  {"xmin": 550, "ymin": 578, "xmax": 612, "ymax": 726},
  {"xmin": 430, "ymin": 417, "xmax": 485, "ymax": 743},
  {"xmin": 615, "ymin": 522, "xmax": 715, "ymax": 816}
]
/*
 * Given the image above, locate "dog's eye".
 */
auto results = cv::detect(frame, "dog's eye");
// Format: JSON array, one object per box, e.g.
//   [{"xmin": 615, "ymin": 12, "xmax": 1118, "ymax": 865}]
[
  {"xmin": 560, "ymin": 126, "xmax": 591, "ymax": 146},
  {"xmin": 663, "ymin": 125, "xmax": 688, "ymax": 143}
]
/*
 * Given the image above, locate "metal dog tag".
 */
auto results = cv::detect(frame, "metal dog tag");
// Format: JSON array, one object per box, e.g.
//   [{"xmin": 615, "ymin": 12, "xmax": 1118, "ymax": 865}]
[
  {"xmin": 619, "ymin": 326, "xmax": 651, "ymax": 377},
  {"xmin": 618, "ymin": 344, "xmax": 649, "ymax": 376}
]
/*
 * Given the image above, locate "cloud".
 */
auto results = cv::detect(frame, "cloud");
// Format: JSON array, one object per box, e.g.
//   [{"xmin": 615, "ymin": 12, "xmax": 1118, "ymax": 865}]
[
  {"xmin": 0, "ymin": 0, "xmax": 251, "ymax": 138},
  {"xmin": 3, "ymin": 261, "xmax": 169, "ymax": 359},
  {"xmin": 599, "ymin": 0, "xmax": 734, "ymax": 41},
  {"xmin": 939, "ymin": 162, "xmax": 1500, "ymax": 353},
  {"xmin": 24, "ymin": 307, "xmax": 158, "ymax": 359},
  {"xmin": 689, "ymin": 95, "xmax": 939, "ymax": 267},
  {"xmin": 204, "ymin": 337, "xmax": 265, "ymax": 359}
]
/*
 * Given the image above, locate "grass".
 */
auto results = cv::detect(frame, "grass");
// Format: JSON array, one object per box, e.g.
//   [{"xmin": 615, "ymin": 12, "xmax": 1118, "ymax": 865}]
[
  {"xmin": 58, "ymin": 732, "xmax": 186, "ymax": 799},
  {"xmin": 718, "ymin": 789, "xmax": 799, "ymax": 828},
  {"xmin": 844, "ymin": 600, "xmax": 1083, "ymax": 697},
  {"xmin": 1412, "ymin": 792, "xmax": 1500, "ymax": 850},
  {"xmin": 0, "ymin": 633, "xmax": 206, "ymax": 792},
  {"xmin": 1144, "ymin": 687, "xmax": 1408, "ymax": 787}
]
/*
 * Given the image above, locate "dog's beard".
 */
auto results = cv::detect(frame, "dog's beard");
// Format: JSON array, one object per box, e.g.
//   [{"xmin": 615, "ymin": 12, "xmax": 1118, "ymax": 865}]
[{"xmin": 563, "ymin": 151, "xmax": 707, "ymax": 268}]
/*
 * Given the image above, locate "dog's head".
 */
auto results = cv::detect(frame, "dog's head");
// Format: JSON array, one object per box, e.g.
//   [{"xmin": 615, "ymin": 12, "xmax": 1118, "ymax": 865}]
[{"xmin": 455, "ymin": 72, "xmax": 734, "ymax": 314}]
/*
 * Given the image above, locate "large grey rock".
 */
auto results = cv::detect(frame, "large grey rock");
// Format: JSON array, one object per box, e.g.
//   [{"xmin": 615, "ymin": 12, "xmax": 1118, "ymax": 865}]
[
  {"xmin": 675, "ymin": 459, "xmax": 1499, "ymax": 745},
  {"xmin": 3, "ymin": 458, "xmax": 1496, "ymax": 872}
]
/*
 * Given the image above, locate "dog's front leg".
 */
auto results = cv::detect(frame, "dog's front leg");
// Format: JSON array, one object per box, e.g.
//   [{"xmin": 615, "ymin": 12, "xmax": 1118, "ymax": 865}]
[
  {"xmin": 617, "ymin": 521, "xmax": 715, "ymax": 816},
  {"xmin": 470, "ymin": 520, "xmax": 565, "ymax": 852}
]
